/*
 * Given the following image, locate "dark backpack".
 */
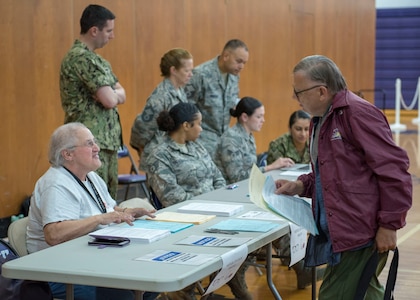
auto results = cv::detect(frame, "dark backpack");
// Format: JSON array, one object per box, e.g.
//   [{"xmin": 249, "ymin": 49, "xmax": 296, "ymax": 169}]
[
  {"xmin": 19, "ymin": 195, "xmax": 32, "ymax": 217},
  {"xmin": 0, "ymin": 239, "xmax": 52, "ymax": 300}
]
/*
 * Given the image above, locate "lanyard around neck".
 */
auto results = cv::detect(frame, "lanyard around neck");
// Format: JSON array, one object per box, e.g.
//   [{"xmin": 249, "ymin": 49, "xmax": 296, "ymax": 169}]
[{"xmin": 63, "ymin": 166, "xmax": 107, "ymax": 213}]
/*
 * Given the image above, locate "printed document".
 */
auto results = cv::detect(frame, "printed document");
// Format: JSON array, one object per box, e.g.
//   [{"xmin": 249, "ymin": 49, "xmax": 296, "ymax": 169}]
[
  {"xmin": 289, "ymin": 222, "xmax": 307, "ymax": 266},
  {"xmin": 134, "ymin": 250, "xmax": 218, "ymax": 265},
  {"xmin": 249, "ymin": 165, "xmax": 318, "ymax": 235}
]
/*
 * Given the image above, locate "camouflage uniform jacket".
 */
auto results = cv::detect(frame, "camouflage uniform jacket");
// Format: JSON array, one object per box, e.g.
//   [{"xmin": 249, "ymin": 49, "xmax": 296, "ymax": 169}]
[
  {"xmin": 266, "ymin": 132, "xmax": 310, "ymax": 165},
  {"xmin": 146, "ymin": 136, "xmax": 226, "ymax": 207},
  {"xmin": 60, "ymin": 40, "xmax": 122, "ymax": 150},
  {"xmin": 184, "ymin": 57, "xmax": 240, "ymax": 159},
  {"xmin": 215, "ymin": 123, "xmax": 262, "ymax": 184},
  {"xmin": 130, "ymin": 78, "xmax": 188, "ymax": 171}
]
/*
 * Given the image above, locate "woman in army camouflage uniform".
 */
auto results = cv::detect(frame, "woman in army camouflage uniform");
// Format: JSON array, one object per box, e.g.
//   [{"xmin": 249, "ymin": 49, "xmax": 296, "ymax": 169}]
[
  {"xmin": 215, "ymin": 96, "xmax": 294, "ymax": 184},
  {"xmin": 147, "ymin": 103, "xmax": 254, "ymax": 300},
  {"xmin": 215, "ymin": 98, "xmax": 323, "ymax": 289},
  {"xmin": 130, "ymin": 48, "xmax": 194, "ymax": 173},
  {"xmin": 146, "ymin": 102, "xmax": 225, "ymax": 208}
]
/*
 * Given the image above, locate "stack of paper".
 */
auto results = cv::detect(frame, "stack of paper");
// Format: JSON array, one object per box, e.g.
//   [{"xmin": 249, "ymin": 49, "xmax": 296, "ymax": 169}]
[
  {"xmin": 89, "ymin": 226, "xmax": 171, "ymax": 243},
  {"xmin": 207, "ymin": 219, "xmax": 280, "ymax": 233},
  {"xmin": 148, "ymin": 211, "xmax": 216, "ymax": 225},
  {"xmin": 177, "ymin": 202, "xmax": 244, "ymax": 217}
]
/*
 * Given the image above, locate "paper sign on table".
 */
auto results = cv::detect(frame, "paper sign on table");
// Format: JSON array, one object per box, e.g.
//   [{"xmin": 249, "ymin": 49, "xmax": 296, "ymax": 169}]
[
  {"xmin": 134, "ymin": 250, "xmax": 218, "ymax": 265},
  {"xmin": 203, "ymin": 244, "xmax": 248, "ymax": 295}
]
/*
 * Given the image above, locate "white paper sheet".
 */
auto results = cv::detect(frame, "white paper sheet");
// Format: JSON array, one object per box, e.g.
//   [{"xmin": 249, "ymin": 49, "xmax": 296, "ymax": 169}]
[
  {"xmin": 289, "ymin": 222, "xmax": 307, "ymax": 266},
  {"xmin": 203, "ymin": 244, "xmax": 248, "ymax": 295},
  {"xmin": 262, "ymin": 176, "xmax": 318, "ymax": 235},
  {"xmin": 249, "ymin": 165, "xmax": 318, "ymax": 235}
]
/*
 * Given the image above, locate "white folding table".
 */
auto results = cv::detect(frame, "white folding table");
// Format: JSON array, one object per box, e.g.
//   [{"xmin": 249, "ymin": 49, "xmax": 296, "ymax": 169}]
[{"xmin": 2, "ymin": 201, "xmax": 289, "ymax": 300}]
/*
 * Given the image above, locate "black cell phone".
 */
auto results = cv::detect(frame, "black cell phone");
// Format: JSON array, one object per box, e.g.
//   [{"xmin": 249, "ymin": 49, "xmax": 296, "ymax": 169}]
[{"xmin": 88, "ymin": 237, "xmax": 130, "ymax": 247}]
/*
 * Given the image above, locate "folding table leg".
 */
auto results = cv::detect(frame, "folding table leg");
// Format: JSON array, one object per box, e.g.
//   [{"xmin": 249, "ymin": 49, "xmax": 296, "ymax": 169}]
[
  {"xmin": 265, "ymin": 242, "xmax": 282, "ymax": 300},
  {"xmin": 135, "ymin": 290, "xmax": 144, "ymax": 300},
  {"xmin": 66, "ymin": 284, "xmax": 74, "ymax": 300}
]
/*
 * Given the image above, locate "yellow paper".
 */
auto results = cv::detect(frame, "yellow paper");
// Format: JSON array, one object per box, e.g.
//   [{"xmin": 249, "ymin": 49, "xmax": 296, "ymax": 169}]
[
  {"xmin": 148, "ymin": 211, "xmax": 216, "ymax": 225},
  {"xmin": 248, "ymin": 164, "xmax": 269, "ymax": 209}
]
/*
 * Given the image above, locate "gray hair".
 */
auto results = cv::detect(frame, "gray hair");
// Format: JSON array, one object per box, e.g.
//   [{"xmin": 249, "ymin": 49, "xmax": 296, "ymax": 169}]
[
  {"xmin": 293, "ymin": 55, "xmax": 347, "ymax": 94},
  {"xmin": 48, "ymin": 122, "xmax": 87, "ymax": 167}
]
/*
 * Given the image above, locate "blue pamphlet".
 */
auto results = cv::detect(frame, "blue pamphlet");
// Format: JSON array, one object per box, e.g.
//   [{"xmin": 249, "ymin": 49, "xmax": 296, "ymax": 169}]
[{"xmin": 124, "ymin": 219, "xmax": 193, "ymax": 233}]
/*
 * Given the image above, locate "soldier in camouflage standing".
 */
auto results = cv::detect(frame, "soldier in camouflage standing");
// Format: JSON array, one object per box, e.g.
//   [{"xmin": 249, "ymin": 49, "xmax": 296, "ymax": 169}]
[
  {"xmin": 184, "ymin": 39, "xmax": 249, "ymax": 160},
  {"xmin": 60, "ymin": 4, "xmax": 125, "ymax": 199},
  {"xmin": 130, "ymin": 48, "xmax": 193, "ymax": 172}
]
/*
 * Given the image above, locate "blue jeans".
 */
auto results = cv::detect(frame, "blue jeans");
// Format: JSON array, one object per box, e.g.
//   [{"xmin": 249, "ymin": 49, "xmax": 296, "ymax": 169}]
[{"xmin": 49, "ymin": 282, "xmax": 159, "ymax": 300}]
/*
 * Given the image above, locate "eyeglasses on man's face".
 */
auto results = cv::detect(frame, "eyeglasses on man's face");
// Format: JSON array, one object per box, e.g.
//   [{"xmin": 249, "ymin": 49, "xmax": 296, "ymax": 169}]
[
  {"xmin": 72, "ymin": 139, "xmax": 98, "ymax": 149},
  {"xmin": 293, "ymin": 85, "xmax": 327, "ymax": 99}
]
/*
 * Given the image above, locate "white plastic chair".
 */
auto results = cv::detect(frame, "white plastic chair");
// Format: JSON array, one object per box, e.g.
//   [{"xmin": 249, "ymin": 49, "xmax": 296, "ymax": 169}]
[{"xmin": 7, "ymin": 217, "xmax": 29, "ymax": 257}]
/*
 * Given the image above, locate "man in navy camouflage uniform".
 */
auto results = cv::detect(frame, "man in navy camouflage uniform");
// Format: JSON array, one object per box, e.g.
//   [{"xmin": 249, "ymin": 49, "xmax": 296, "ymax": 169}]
[{"xmin": 60, "ymin": 4, "xmax": 125, "ymax": 199}]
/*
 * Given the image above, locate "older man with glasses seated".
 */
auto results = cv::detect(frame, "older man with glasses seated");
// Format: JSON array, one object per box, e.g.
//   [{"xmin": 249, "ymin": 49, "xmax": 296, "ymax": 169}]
[{"xmin": 26, "ymin": 122, "xmax": 158, "ymax": 300}]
